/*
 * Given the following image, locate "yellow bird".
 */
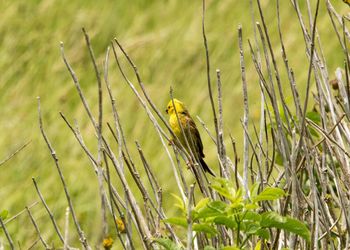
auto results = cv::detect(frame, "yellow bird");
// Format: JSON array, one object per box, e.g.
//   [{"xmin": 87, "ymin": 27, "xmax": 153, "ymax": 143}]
[
  {"xmin": 344, "ymin": 0, "xmax": 350, "ymax": 6},
  {"xmin": 166, "ymin": 99, "xmax": 215, "ymax": 176}
]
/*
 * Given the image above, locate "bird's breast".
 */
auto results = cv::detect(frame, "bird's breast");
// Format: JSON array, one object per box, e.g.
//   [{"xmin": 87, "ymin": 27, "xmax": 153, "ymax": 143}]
[{"xmin": 169, "ymin": 114, "xmax": 182, "ymax": 136}]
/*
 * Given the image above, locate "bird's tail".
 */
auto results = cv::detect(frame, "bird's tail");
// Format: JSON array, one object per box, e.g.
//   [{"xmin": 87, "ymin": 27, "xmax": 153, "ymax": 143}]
[{"xmin": 199, "ymin": 158, "xmax": 215, "ymax": 177}]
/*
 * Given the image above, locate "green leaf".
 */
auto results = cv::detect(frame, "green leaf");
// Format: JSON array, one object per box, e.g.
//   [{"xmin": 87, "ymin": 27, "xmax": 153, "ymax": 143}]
[
  {"xmin": 231, "ymin": 188, "xmax": 243, "ymax": 205},
  {"xmin": 0, "ymin": 210, "xmax": 8, "ymax": 220},
  {"xmin": 275, "ymin": 151, "xmax": 284, "ymax": 166},
  {"xmin": 163, "ymin": 217, "xmax": 187, "ymax": 228},
  {"xmin": 195, "ymin": 200, "xmax": 227, "ymax": 219},
  {"xmin": 193, "ymin": 223, "xmax": 217, "ymax": 235},
  {"xmin": 261, "ymin": 212, "xmax": 310, "ymax": 242},
  {"xmin": 207, "ymin": 200, "xmax": 228, "ymax": 211},
  {"xmin": 308, "ymin": 127, "xmax": 320, "ymax": 138},
  {"xmin": 250, "ymin": 183, "xmax": 260, "ymax": 200},
  {"xmin": 243, "ymin": 211, "xmax": 261, "ymax": 222},
  {"xmin": 171, "ymin": 193, "xmax": 186, "ymax": 213},
  {"xmin": 213, "ymin": 216, "xmax": 237, "ymax": 229},
  {"xmin": 252, "ymin": 187, "xmax": 285, "ymax": 202},
  {"xmin": 306, "ymin": 111, "xmax": 321, "ymax": 137},
  {"xmin": 153, "ymin": 237, "xmax": 182, "ymax": 250},
  {"xmin": 210, "ymin": 178, "xmax": 242, "ymax": 203},
  {"xmin": 210, "ymin": 183, "xmax": 231, "ymax": 198},
  {"xmin": 194, "ymin": 198, "xmax": 210, "ymax": 211},
  {"xmin": 245, "ymin": 203, "xmax": 259, "ymax": 210},
  {"xmin": 244, "ymin": 223, "xmax": 261, "ymax": 234},
  {"xmin": 306, "ymin": 111, "xmax": 321, "ymax": 124},
  {"xmin": 255, "ymin": 228, "xmax": 270, "ymax": 239}
]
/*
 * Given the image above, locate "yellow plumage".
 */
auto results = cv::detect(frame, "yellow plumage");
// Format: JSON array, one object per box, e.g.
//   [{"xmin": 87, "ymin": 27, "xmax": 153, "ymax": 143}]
[{"xmin": 166, "ymin": 99, "xmax": 215, "ymax": 176}]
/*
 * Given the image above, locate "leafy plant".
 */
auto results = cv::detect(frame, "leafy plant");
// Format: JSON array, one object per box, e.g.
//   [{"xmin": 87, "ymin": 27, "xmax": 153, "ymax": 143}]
[{"xmin": 160, "ymin": 178, "xmax": 310, "ymax": 249}]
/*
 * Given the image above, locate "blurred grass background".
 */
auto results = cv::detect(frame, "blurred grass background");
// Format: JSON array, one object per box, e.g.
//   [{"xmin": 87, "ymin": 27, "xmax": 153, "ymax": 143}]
[{"xmin": 0, "ymin": 0, "xmax": 347, "ymax": 248}]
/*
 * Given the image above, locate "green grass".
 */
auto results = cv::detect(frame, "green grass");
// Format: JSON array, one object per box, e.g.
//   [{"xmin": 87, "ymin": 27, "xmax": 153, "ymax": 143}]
[{"xmin": 0, "ymin": 0, "xmax": 347, "ymax": 248}]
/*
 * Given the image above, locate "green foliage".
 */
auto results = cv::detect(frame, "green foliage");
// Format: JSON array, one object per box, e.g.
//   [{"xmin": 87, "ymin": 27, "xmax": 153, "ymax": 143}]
[
  {"xmin": 161, "ymin": 178, "xmax": 310, "ymax": 249},
  {"xmin": 153, "ymin": 237, "xmax": 182, "ymax": 250},
  {"xmin": 163, "ymin": 217, "xmax": 187, "ymax": 227},
  {"xmin": 305, "ymin": 111, "xmax": 321, "ymax": 137},
  {"xmin": 260, "ymin": 212, "xmax": 310, "ymax": 242},
  {"xmin": 193, "ymin": 223, "xmax": 217, "ymax": 235},
  {"xmin": 0, "ymin": 210, "xmax": 8, "ymax": 220},
  {"xmin": 171, "ymin": 193, "xmax": 186, "ymax": 214},
  {"xmin": 305, "ymin": 111, "xmax": 321, "ymax": 125},
  {"xmin": 252, "ymin": 187, "xmax": 286, "ymax": 202}
]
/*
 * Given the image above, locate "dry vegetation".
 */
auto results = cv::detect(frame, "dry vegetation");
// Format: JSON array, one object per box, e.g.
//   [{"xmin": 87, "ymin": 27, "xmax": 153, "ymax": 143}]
[{"xmin": 1, "ymin": 0, "xmax": 350, "ymax": 249}]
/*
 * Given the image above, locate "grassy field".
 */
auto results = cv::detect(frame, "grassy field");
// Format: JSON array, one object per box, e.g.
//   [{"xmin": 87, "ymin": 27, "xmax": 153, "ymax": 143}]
[{"xmin": 0, "ymin": 0, "xmax": 348, "ymax": 248}]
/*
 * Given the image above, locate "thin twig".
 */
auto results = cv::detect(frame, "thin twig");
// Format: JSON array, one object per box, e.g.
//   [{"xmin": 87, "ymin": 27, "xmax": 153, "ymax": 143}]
[
  {"xmin": 26, "ymin": 206, "xmax": 50, "ymax": 249},
  {"xmin": 4, "ymin": 201, "xmax": 38, "ymax": 225},
  {"xmin": 60, "ymin": 42, "xmax": 97, "ymax": 131},
  {"xmin": 103, "ymin": 151, "xmax": 129, "ymax": 250},
  {"xmin": 0, "ymin": 217, "xmax": 14, "ymax": 250},
  {"xmin": 238, "ymin": 25, "xmax": 250, "ymax": 198},
  {"xmin": 37, "ymin": 97, "xmax": 91, "ymax": 250},
  {"xmin": 32, "ymin": 178, "xmax": 65, "ymax": 245},
  {"xmin": 0, "ymin": 140, "xmax": 31, "ymax": 167},
  {"xmin": 202, "ymin": 0, "xmax": 219, "ymax": 145},
  {"xmin": 85, "ymin": 28, "xmax": 107, "ymax": 241},
  {"xmin": 295, "ymin": 0, "xmax": 320, "ymax": 160},
  {"xmin": 187, "ymin": 184, "xmax": 195, "ymax": 250},
  {"xmin": 216, "ymin": 69, "xmax": 228, "ymax": 177},
  {"xmin": 64, "ymin": 207, "xmax": 70, "ymax": 250},
  {"xmin": 27, "ymin": 238, "xmax": 40, "ymax": 250}
]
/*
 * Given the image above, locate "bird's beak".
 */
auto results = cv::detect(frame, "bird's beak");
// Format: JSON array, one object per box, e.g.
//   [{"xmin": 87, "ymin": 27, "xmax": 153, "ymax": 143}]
[{"xmin": 165, "ymin": 108, "xmax": 168, "ymax": 114}]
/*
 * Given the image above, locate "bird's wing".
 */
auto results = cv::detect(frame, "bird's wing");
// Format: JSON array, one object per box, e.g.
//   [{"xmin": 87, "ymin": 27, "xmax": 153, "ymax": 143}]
[{"xmin": 183, "ymin": 114, "xmax": 205, "ymax": 158}]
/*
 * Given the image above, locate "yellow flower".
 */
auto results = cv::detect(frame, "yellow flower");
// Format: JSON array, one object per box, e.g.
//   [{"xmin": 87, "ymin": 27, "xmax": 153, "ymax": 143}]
[
  {"xmin": 166, "ymin": 98, "xmax": 215, "ymax": 176},
  {"xmin": 116, "ymin": 217, "xmax": 126, "ymax": 233},
  {"xmin": 102, "ymin": 236, "xmax": 113, "ymax": 249}
]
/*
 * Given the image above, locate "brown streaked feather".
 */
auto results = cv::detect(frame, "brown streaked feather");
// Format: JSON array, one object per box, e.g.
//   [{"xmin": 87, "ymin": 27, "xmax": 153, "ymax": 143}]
[{"xmin": 182, "ymin": 115, "xmax": 205, "ymax": 158}]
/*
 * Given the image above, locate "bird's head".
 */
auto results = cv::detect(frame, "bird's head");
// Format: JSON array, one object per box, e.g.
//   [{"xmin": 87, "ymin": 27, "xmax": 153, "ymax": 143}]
[{"xmin": 166, "ymin": 98, "xmax": 187, "ymax": 115}]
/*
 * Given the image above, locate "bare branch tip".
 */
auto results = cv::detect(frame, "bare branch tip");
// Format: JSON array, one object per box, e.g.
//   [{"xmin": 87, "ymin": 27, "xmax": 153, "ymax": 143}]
[
  {"xmin": 114, "ymin": 38, "xmax": 120, "ymax": 46},
  {"xmin": 59, "ymin": 112, "xmax": 65, "ymax": 119}
]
